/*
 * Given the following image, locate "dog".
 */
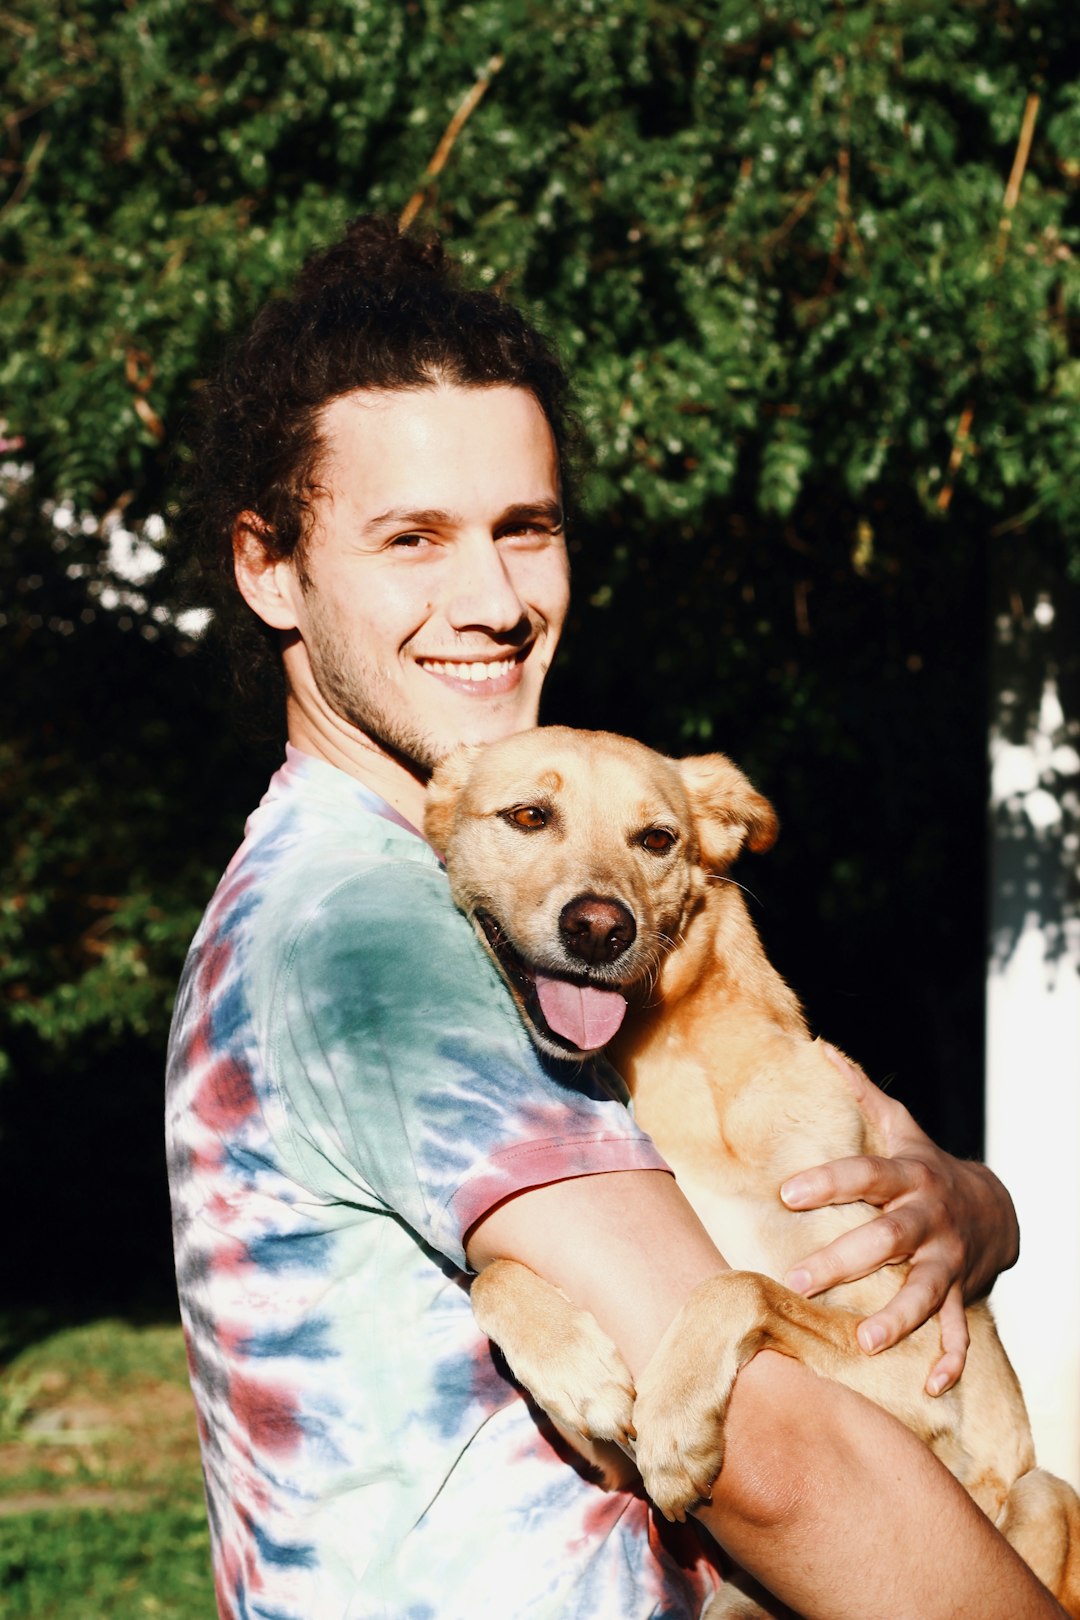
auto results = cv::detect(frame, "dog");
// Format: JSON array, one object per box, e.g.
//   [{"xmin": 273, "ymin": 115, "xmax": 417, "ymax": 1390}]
[{"xmin": 425, "ymin": 725, "xmax": 1080, "ymax": 1619}]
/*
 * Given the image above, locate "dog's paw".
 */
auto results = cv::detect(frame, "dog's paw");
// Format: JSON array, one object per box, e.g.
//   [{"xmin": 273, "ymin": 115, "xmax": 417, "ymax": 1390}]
[
  {"xmin": 630, "ymin": 1275, "xmax": 755, "ymax": 1522},
  {"xmin": 631, "ymin": 1386, "xmax": 728, "ymax": 1522},
  {"xmin": 525, "ymin": 1309, "xmax": 637, "ymax": 1445},
  {"xmin": 470, "ymin": 1261, "xmax": 636, "ymax": 1445}
]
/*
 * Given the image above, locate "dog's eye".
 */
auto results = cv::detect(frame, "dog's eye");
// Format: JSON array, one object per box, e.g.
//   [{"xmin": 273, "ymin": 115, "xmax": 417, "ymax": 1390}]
[
  {"xmin": 639, "ymin": 827, "xmax": 676, "ymax": 854},
  {"xmin": 504, "ymin": 805, "xmax": 548, "ymax": 831}
]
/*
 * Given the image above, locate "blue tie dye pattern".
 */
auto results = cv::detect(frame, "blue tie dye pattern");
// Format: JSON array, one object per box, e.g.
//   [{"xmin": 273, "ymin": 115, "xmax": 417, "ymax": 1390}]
[{"xmin": 166, "ymin": 746, "xmax": 723, "ymax": 1619}]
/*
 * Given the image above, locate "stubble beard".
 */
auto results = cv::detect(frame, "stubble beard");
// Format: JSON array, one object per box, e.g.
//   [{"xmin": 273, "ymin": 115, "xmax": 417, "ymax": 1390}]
[
  {"xmin": 316, "ymin": 650, "xmax": 447, "ymax": 778},
  {"xmin": 301, "ymin": 602, "xmax": 458, "ymax": 779},
  {"xmin": 298, "ymin": 579, "xmax": 548, "ymax": 778}
]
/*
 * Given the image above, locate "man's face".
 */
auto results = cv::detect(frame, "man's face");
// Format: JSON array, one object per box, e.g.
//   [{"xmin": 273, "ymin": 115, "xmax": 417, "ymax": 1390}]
[{"xmin": 280, "ymin": 384, "xmax": 571, "ymax": 774}]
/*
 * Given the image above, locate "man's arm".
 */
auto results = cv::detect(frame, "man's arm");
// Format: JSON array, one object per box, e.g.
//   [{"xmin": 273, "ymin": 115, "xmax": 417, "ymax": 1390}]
[{"xmin": 467, "ymin": 1169, "xmax": 1064, "ymax": 1620}]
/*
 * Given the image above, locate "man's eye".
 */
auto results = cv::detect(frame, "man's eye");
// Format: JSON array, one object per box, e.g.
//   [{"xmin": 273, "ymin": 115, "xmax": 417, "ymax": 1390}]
[
  {"xmin": 639, "ymin": 827, "xmax": 676, "ymax": 854},
  {"xmin": 390, "ymin": 533, "xmax": 428, "ymax": 549},
  {"xmin": 498, "ymin": 523, "xmax": 559, "ymax": 543},
  {"xmin": 503, "ymin": 806, "xmax": 548, "ymax": 830}
]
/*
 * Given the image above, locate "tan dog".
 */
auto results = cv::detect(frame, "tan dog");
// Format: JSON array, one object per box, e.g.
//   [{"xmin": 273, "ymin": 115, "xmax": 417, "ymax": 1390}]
[{"xmin": 425, "ymin": 725, "xmax": 1080, "ymax": 1619}]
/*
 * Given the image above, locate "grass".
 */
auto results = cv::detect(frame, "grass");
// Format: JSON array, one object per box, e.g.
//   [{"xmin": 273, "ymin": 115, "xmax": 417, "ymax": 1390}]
[
  {"xmin": 0, "ymin": 1502, "xmax": 214, "ymax": 1619},
  {"xmin": 0, "ymin": 1314, "xmax": 216, "ymax": 1619}
]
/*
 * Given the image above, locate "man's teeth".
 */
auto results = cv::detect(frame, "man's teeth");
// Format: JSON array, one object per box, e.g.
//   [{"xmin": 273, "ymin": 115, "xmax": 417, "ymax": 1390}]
[{"xmin": 420, "ymin": 658, "xmax": 517, "ymax": 682}]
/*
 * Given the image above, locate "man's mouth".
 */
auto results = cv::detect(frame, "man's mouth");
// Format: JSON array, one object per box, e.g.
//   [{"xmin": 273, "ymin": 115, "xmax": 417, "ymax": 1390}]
[
  {"xmin": 415, "ymin": 651, "xmax": 528, "ymax": 693},
  {"xmin": 476, "ymin": 911, "xmax": 629, "ymax": 1054}
]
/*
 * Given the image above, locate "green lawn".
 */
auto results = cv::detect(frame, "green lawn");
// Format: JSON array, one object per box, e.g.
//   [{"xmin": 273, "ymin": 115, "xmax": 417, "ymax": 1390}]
[
  {"xmin": 0, "ymin": 1316, "xmax": 215, "ymax": 1619},
  {"xmin": 0, "ymin": 1501, "xmax": 215, "ymax": 1619}
]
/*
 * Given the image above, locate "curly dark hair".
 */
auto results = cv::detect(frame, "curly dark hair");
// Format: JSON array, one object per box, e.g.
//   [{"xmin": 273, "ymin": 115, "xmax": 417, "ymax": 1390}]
[{"xmin": 171, "ymin": 215, "xmax": 576, "ymax": 723}]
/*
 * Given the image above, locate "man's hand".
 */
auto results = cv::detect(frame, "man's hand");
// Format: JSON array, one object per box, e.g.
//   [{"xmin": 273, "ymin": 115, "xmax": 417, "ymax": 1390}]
[{"xmin": 779, "ymin": 1045, "xmax": 1020, "ymax": 1396}]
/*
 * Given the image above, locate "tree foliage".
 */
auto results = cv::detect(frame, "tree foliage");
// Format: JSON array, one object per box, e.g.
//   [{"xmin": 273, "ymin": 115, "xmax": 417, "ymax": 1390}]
[
  {"xmin": 4, "ymin": 0, "xmax": 1079, "ymax": 535},
  {"xmin": 2, "ymin": 0, "xmax": 1079, "ymax": 1296}
]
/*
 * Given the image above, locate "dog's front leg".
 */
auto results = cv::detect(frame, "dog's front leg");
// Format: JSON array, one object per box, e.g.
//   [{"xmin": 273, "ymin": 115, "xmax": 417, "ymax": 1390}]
[
  {"xmin": 633, "ymin": 1270, "xmax": 869, "ymax": 1522},
  {"xmin": 470, "ymin": 1258, "xmax": 637, "ymax": 1447}
]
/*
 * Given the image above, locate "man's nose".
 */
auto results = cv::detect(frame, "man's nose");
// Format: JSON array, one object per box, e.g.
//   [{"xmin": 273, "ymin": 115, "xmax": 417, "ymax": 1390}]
[{"xmin": 444, "ymin": 535, "xmax": 530, "ymax": 635}]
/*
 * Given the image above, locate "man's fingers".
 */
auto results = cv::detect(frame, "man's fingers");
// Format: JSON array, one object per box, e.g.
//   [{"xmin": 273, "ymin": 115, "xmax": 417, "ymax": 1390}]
[
  {"xmin": 780, "ymin": 1049, "xmax": 1007, "ymax": 1370},
  {"xmin": 853, "ymin": 1260, "xmax": 950, "ymax": 1355},
  {"xmin": 925, "ymin": 1287, "xmax": 970, "ymax": 1395},
  {"xmin": 781, "ymin": 1153, "xmax": 921, "ymax": 1214},
  {"xmin": 785, "ymin": 1204, "xmax": 931, "ymax": 1297}
]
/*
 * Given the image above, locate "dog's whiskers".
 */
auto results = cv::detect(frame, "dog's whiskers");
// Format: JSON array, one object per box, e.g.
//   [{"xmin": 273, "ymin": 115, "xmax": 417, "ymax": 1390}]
[
  {"xmin": 634, "ymin": 929, "xmax": 684, "ymax": 998},
  {"xmin": 706, "ymin": 872, "xmax": 763, "ymax": 908}
]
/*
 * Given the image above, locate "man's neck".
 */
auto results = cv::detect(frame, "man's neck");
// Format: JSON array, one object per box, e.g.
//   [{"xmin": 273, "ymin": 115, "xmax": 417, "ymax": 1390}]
[{"xmin": 285, "ymin": 700, "xmax": 429, "ymax": 833}]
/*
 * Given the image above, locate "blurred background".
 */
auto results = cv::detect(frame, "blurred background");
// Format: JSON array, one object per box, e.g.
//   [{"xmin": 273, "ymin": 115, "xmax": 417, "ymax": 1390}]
[{"xmin": 2, "ymin": 1, "xmax": 1078, "ymax": 1611}]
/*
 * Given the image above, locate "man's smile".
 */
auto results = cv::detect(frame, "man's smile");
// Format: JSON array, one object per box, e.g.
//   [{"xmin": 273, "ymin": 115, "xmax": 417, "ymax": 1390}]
[{"xmin": 414, "ymin": 650, "xmax": 529, "ymax": 694}]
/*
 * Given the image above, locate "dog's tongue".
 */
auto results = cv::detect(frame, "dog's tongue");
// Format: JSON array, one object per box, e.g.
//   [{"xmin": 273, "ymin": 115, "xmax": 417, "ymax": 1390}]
[{"xmin": 534, "ymin": 973, "xmax": 628, "ymax": 1051}]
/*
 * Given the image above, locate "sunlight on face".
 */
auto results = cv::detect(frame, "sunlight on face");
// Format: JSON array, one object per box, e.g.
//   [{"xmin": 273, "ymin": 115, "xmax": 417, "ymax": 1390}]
[{"xmin": 287, "ymin": 384, "xmax": 571, "ymax": 773}]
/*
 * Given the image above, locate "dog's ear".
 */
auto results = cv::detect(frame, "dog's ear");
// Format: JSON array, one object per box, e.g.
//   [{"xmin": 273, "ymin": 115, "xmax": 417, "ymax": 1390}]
[
  {"xmin": 424, "ymin": 742, "xmax": 487, "ymax": 852},
  {"xmin": 677, "ymin": 753, "xmax": 779, "ymax": 871}
]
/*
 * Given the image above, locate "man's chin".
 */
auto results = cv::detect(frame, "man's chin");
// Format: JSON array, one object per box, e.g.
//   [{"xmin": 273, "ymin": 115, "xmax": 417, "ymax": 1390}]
[
  {"xmin": 425, "ymin": 700, "xmax": 544, "ymax": 763},
  {"xmin": 347, "ymin": 714, "xmax": 537, "ymax": 782},
  {"xmin": 329, "ymin": 674, "xmax": 543, "ymax": 776}
]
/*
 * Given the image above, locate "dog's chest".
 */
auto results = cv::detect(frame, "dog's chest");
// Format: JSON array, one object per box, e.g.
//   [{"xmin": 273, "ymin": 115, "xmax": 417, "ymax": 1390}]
[
  {"xmin": 673, "ymin": 1176, "xmax": 805, "ymax": 1277},
  {"xmin": 629, "ymin": 1034, "xmax": 866, "ymax": 1176},
  {"xmin": 626, "ymin": 1034, "xmax": 874, "ymax": 1274}
]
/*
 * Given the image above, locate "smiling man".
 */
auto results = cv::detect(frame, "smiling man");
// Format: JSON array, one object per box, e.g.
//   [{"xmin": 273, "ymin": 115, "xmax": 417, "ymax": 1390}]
[
  {"xmin": 167, "ymin": 217, "xmax": 1059, "ymax": 1620},
  {"xmin": 234, "ymin": 383, "xmax": 570, "ymax": 823}
]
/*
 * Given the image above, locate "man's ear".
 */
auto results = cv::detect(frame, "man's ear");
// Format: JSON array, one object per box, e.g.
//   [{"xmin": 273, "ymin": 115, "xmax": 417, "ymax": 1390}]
[
  {"xmin": 423, "ymin": 743, "xmax": 487, "ymax": 853},
  {"xmin": 677, "ymin": 753, "xmax": 779, "ymax": 872},
  {"xmin": 233, "ymin": 512, "xmax": 302, "ymax": 630}
]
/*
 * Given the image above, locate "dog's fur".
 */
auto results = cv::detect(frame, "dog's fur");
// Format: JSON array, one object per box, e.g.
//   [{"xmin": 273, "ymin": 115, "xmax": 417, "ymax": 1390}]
[{"xmin": 425, "ymin": 725, "xmax": 1080, "ymax": 1619}]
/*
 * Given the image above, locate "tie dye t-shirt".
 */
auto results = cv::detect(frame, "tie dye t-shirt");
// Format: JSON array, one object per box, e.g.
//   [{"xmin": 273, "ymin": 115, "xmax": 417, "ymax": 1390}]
[{"xmin": 167, "ymin": 746, "xmax": 724, "ymax": 1620}]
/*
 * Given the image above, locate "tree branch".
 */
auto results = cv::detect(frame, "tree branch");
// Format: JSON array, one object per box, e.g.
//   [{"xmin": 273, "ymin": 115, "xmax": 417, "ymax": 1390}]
[
  {"xmin": 0, "ymin": 130, "xmax": 50, "ymax": 222},
  {"xmin": 399, "ymin": 53, "xmax": 505, "ymax": 231},
  {"xmin": 937, "ymin": 91, "xmax": 1040, "ymax": 514}
]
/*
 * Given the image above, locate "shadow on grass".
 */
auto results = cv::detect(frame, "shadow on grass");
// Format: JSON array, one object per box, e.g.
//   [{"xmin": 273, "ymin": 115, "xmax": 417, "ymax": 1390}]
[
  {"xmin": 0, "ymin": 1300, "xmax": 182, "ymax": 1370},
  {"xmin": 0, "ymin": 1024, "xmax": 184, "ymax": 1371}
]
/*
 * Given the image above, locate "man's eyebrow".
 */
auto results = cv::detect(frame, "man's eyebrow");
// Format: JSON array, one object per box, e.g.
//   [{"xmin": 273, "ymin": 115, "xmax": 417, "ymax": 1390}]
[
  {"xmin": 497, "ymin": 501, "xmax": 565, "ymax": 529},
  {"xmin": 362, "ymin": 500, "xmax": 565, "ymax": 533},
  {"xmin": 362, "ymin": 507, "xmax": 461, "ymax": 533}
]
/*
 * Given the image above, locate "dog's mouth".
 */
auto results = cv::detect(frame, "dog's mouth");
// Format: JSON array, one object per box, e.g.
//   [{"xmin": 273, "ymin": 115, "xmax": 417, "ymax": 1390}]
[{"xmin": 476, "ymin": 911, "xmax": 630, "ymax": 1055}]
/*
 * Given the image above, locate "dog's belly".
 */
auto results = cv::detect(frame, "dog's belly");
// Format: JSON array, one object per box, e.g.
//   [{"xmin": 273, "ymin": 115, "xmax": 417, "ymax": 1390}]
[
  {"xmin": 675, "ymin": 1175, "xmax": 804, "ymax": 1278},
  {"xmin": 674, "ymin": 1169, "xmax": 874, "ymax": 1283}
]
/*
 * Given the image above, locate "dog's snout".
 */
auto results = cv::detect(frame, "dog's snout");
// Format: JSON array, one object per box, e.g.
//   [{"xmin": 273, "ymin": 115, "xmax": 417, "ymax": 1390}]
[{"xmin": 558, "ymin": 895, "xmax": 636, "ymax": 966}]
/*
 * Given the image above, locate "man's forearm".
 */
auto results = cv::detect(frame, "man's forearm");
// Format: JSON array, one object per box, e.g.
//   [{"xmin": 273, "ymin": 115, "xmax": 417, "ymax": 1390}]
[{"xmin": 699, "ymin": 1350, "xmax": 1066, "ymax": 1620}]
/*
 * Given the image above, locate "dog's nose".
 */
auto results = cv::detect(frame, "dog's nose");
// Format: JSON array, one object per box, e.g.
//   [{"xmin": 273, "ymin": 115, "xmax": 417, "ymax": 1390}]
[{"xmin": 558, "ymin": 895, "xmax": 636, "ymax": 965}]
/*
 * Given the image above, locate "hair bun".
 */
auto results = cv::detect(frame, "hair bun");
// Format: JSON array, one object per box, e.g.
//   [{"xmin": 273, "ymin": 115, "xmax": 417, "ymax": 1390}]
[{"xmin": 293, "ymin": 215, "xmax": 448, "ymax": 302}]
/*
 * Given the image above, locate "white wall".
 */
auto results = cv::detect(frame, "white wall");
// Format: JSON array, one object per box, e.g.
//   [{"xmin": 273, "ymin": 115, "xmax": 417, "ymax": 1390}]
[{"xmin": 985, "ymin": 593, "xmax": 1080, "ymax": 1489}]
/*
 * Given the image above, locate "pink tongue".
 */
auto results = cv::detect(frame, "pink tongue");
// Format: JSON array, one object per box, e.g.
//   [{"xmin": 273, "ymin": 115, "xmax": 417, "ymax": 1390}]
[{"xmin": 534, "ymin": 973, "xmax": 628, "ymax": 1051}]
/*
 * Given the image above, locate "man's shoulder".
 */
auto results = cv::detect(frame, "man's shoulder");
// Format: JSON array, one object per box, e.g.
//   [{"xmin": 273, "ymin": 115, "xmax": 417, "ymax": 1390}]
[
  {"xmin": 225, "ymin": 752, "xmax": 445, "ymax": 928},
  {"xmin": 176, "ymin": 756, "xmax": 452, "ymax": 1032}
]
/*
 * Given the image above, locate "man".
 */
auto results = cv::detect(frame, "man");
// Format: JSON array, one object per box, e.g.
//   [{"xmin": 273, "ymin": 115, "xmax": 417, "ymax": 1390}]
[{"xmin": 167, "ymin": 216, "xmax": 1057, "ymax": 1620}]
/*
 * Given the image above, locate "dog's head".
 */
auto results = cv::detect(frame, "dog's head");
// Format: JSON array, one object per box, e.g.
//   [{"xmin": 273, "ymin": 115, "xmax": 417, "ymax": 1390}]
[{"xmin": 425, "ymin": 727, "xmax": 777, "ymax": 1060}]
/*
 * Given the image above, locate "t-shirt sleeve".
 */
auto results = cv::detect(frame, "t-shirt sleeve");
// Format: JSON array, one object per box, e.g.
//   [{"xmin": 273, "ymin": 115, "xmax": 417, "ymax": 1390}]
[{"xmin": 265, "ymin": 858, "xmax": 668, "ymax": 1268}]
